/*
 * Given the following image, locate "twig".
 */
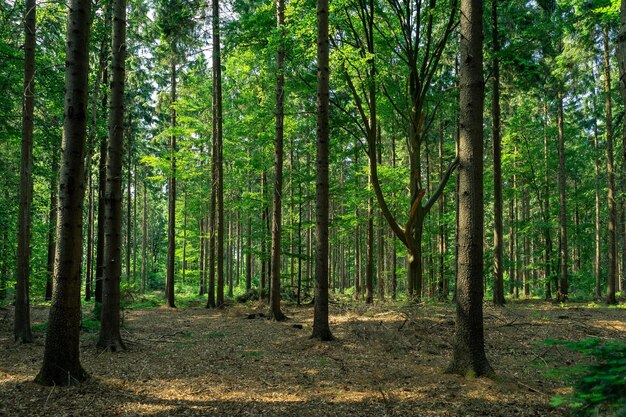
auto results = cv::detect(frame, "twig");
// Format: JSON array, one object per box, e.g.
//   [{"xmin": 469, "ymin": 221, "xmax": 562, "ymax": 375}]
[
  {"xmin": 44, "ymin": 383, "xmax": 56, "ymax": 408},
  {"xmin": 516, "ymin": 381, "xmax": 548, "ymax": 397}
]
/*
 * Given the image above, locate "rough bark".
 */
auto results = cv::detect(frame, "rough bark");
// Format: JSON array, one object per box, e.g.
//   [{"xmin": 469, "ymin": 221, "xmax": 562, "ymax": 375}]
[
  {"xmin": 165, "ymin": 58, "xmax": 177, "ymax": 308},
  {"xmin": 36, "ymin": 0, "xmax": 91, "ymax": 385},
  {"xmin": 97, "ymin": 0, "xmax": 127, "ymax": 352},
  {"xmin": 14, "ymin": 0, "xmax": 36, "ymax": 344},
  {"xmin": 557, "ymin": 87, "xmax": 568, "ymax": 301},
  {"xmin": 269, "ymin": 0, "xmax": 286, "ymax": 321},
  {"xmin": 603, "ymin": 27, "xmax": 617, "ymax": 305},
  {"xmin": 447, "ymin": 0, "xmax": 493, "ymax": 377},
  {"xmin": 311, "ymin": 0, "xmax": 333, "ymax": 341},
  {"xmin": 213, "ymin": 0, "xmax": 225, "ymax": 308},
  {"xmin": 491, "ymin": 0, "xmax": 505, "ymax": 306}
]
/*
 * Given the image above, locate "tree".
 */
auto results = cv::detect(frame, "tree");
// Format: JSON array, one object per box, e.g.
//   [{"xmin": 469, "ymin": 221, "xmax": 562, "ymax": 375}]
[
  {"xmin": 97, "ymin": 0, "xmax": 127, "ymax": 351},
  {"xmin": 311, "ymin": 0, "xmax": 333, "ymax": 341},
  {"xmin": 36, "ymin": 0, "xmax": 91, "ymax": 386},
  {"xmin": 269, "ymin": 0, "xmax": 287, "ymax": 321},
  {"xmin": 492, "ymin": 0, "xmax": 505, "ymax": 307},
  {"xmin": 447, "ymin": 0, "xmax": 493, "ymax": 377},
  {"xmin": 14, "ymin": 0, "xmax": 36, "ymax": 343}
]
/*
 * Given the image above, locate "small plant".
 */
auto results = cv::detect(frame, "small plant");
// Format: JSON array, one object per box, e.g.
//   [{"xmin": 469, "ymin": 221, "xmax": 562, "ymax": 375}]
[{"xmin": 545, "ymin": 338, "xmax": 626, "ymax": 417}]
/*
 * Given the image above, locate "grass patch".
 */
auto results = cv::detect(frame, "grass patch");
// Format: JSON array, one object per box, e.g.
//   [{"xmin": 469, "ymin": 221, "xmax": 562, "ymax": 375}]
[{"xmin": 242, "ymin": 350, "xmax": 263, "ymax": 358}]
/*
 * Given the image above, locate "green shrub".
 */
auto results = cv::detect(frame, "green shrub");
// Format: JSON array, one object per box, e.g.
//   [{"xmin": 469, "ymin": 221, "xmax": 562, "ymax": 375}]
[{"xmin": 545, "ymin": 338, "xmax": 626, "ymax": 417}]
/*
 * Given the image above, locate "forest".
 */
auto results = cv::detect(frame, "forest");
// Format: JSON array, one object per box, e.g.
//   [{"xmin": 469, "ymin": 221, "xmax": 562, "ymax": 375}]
[{"xmin": 1, "ymin": 0, "xmax": 626, "ymax": 415}]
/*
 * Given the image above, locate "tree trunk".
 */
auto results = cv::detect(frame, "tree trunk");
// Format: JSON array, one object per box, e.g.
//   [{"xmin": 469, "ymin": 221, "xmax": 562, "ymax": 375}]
[
  {"xmin": 97, "ymin": 0, "xmax": 127, "ymax": 351},
  {"xmin": 492, "ymin": 0, "xmax": 505, "ymax": 306},
  {"xmin": 603, "ymin": 26, "xmax": 617, "ymax": 305},
  {"xmin": 311, "ymin": 0, "xmax": 333, "ymax": 341},
  {"xmin": 14, "ymin": 0, "xmax": 36, "ymax": 343},
  {"xmin": 165, "ymin": 58, "xmax": 177, "ymax": 309},
  {"xmin": 213, "ymin": 0, "xmax": 225, "ymax": 308},
  {"xmin": 142, "ymin": 182, "xmax": 147, "ymax": 293},
  {"xmin": 269, "ymin": 0, "xmax": 286, "ymax": 321},
  {"xmin": 125, "ymin": 119, "xmax": 132, "ymax": 286},
  {"xmin": 557, "ymin": 86, "xmax": 568, "ymax": 301},
  {"xmin": 447, "ymin": 0, "xmax": 493, "ymax": 377},
  {"xmin": 45, "ymin": 150, "xmax": 59, "ymax": 301},
  {"xmin": 36, "ymin": 0, "xmax": 91, "ymax": 384}
]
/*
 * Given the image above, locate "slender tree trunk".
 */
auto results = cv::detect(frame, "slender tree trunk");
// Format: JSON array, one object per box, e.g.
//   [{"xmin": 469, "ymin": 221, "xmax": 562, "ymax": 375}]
[
  {"xmin": 182, "ymin": 187, "xmax": 187, "ymax": 285},
  {"xmin": 212, "ymin": 0, "xmax": 225, "ymax": 308},
  {"xmin": 165, "ymin": 58, "xmax": 177, "ymax": 309},
  {"xmin": 365, "ymin": 187, "xmax": 374, "ymax": 304},
  {"xmin": 311, "ymin": 0, "xmax": 333, "ymax": 341},
  {"xmin": 603, "ymin": 26, "xmax": 617, "ymax": 304},
  {"xmin": 125, "ymin": 119, "xmax": 132, "ymax": 286},
  {"xmin": 36, "ymin": 0, "xmax": 91, "ymax": 384},
  {"xmin": 594, "ymin": 117, "xmax": 602, "ymax": 300},
  {"xmin": 557, "ymin": 86, "xmax": 568, "ymax": 301},
  {"xmin": 492, "ymin": 0, "xmax": 505, "ymax": 306},
  {"xmin": 246, "ymin": 179, "xmax": 252, "ymax": 291},
  {"xmin": 543, "ymin": 100, "xmax": 553, "ymax": 300},
  {"xmin": 142, "ymin": 182, "xmax": 147, "ymax": 293},
  {"xmin": 447, "ymin": 0, "xmax": 493, "ymax": 377},
  {"xmin": 97, "ymin": 0, "xmax": 127, "ymax": 351},
  {"xmin": 269, "ymin": 0, "xmax": 286, "ymax": 320},
  {"xmin": 14, "ymin": 0, "xmax": 36, "ymax": 343},
  {"xmin": 45, "ymin": 150, "xmax": 59, "ymax": 301}
]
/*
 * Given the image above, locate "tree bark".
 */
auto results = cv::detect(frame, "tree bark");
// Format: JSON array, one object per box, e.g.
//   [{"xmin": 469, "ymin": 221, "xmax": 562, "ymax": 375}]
[
  {"xmin": 557, "ymin": 86, "xmax": 568, "ymax": 301},
  {"xmin": 36, "ymin": 0, "xmax": 91, "ymax": 384},
  {"xmin": 97, "ymin": 0, "xmax": 127, "ymax": 351},
  {"xmin": 603, "ymin": 26, "xmax": 617, "ymax": 305},
  {"xmin": 269, "ymin": 0, "xmax": 286, "ymax": 321},
  {"xmin": 165, "ymin": 58, "xmax": 177, "ymax": 308},
  {"xmin": 311, "ymin": 0, "xmax": 333, "ymax": 341},
  {"xmin": 447, "ymin": 0, "xmax": 493, "ymax": 377},
  {"xmin": 491, "ymin": 0, "xmax": 505, "ymax": 306},
  {"xmin": 213, "ymin": 0, "xmax": 225, "ymax": 308},
  {"xmin": 14, "ymin": 0, "xmax": 36, "ymax": 344},
  {"xmin": 45, "ymin": 149, "xmax": 58, "ymax": 301}
]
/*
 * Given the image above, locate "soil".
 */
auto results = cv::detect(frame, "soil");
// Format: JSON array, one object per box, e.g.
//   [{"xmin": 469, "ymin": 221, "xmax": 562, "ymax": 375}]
[{"xmin": 0, "ymin": 298, "xmax": 624, "ymax": 416}]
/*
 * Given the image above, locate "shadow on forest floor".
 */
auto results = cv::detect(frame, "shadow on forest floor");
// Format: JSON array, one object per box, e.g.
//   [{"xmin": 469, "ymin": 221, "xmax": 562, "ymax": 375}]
[{"xmin": 1, "ymin": 299, "xmax": 624, "ymax": 416}]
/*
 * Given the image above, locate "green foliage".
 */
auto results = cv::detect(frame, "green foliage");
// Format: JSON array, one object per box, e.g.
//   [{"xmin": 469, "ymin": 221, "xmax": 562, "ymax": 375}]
[{"xmin": 545, "ymin": 338, "xmax": 626, "ymax": 417}]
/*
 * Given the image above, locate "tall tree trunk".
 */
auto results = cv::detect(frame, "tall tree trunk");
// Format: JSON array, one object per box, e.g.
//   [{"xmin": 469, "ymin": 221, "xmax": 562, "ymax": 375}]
[
  {"xmin": 142, "ymin": 182, "xmax": 147, "ymax": 293},
  {"xmin": 365, "ymin": 185, "xmax": 374, "ymax": 304},
  {"xmin": 603, "ymin": 26, "xmax": 617, "ymax": 305},
  {"xmin": 14, "ymin": 0, "xmax": 36, "ymax": 343},
  {"xmin": 165, "ymin": 57, "xmax": 177, "ymax": 308},
  {"xmin": 45, "ymin": 150, "xmax": 59, "ymax": 301},
  {"xmin": 557, "ymin": 86, "xmax": 568, "ymax": 301},
  {"xmin": 36, "ymin": 0, "xmax": 91, "ymax": 384},
  {"xmin": 311, "ymin": 0, "xmax": 333, "ymax": 341},
  {"xmin": 97, "ymin": 0, "xmax": 127, "ymax": 351},
  {"xmin": 492, "ymin": 0, "xmax": 505, "ymax": 306},
  {"xmin": 594, "ymin": 116, "xmax": 602, "ymax": 300},
  {"xmin": 182, "ymin": 186, "xmax": 187, "ymax": 285},
  {"xmin": 212, "ymin": 0, "xmax": 225, "ymax": 308},
  {"xmin": 246, "ymin": 179, "xmax": 252, "ymax": 291},
  {"xmin": 125, "ymin": 119, "xmax": 132, "ymax": 285},
  {"xmin": 447, "ymin": 0, "xmax": 493, "ymax": 377},
  {"xmin": 269, "ymin": 0, "xmax": 286, "ymax": 320},
  {"xmin": 543, "ymin": 99, "xmax": 553, "ymax": 300}
]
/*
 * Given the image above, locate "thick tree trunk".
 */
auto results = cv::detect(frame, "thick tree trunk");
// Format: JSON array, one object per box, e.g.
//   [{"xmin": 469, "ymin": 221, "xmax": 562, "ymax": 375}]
[
  {"xmin": 311, "ymin": 0, "xmax": 333, "ymax": 341},
  {"xmin": 36, "ymin": 0, "xmax": 91, "ymax": 384},
  {"xmin": 447, "ymin": 0, "xmax": 493, "ymax": 377},
  {"xmin": 97, "ymin": 0, "xmax": 127, "ymax": 351},
  {"xmin": 269, "ymin": 0, "xmax": 286, "ymax": 321}
]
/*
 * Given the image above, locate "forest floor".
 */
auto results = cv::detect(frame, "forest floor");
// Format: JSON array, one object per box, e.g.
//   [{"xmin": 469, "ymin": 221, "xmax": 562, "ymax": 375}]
[{"xmin": 1, "ymin": 296, "xmax": 625, "ymax": 416}]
